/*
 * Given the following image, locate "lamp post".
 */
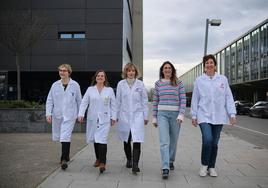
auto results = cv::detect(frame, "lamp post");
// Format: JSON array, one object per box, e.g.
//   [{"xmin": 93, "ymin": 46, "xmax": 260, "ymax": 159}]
[{"xmin": 204, "ymin": 18, "xmax": 221, "ymax": 56}]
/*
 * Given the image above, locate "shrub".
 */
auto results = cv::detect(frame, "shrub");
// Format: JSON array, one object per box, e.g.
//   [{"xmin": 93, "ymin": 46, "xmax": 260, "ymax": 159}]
[{"xmin": 0, "ymin": 100, "xmax": 43, "ymax": 108}]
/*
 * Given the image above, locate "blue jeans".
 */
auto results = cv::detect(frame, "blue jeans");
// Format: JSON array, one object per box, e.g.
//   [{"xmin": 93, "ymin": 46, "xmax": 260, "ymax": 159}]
[
  {"xmin": 157, "ymin": 111, "xmax": 181, "ymax": 170},
  {"xmin": 199, "ymin": 123, "xmax": 223, "ymax": 168}
]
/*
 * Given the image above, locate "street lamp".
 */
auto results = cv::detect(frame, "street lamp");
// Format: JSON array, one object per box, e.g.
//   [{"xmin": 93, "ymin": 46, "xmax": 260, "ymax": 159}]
[{"xmin": 204, "ymin": 18, "xmax": 221, "ymax": 56}]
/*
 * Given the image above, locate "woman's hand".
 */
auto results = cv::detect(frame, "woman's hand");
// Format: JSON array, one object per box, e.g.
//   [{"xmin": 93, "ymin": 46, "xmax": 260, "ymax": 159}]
[
  {"xmin": 176, "ymin": 119, "xmax": 182, "ymax": 124},
  {"xmin": 144, "ymin": 120, "xmax": 148, "ymax": 125},
  {"xmin": 111, "ymin": 119, "xmax": 116, "ymax": 126},
  {"xmin": 192, "ymin": 118, "xmax": 198, "ymax": 127},
  {"xmin": 229, "ymin": 117, "xmax": 236, "ymax": 125},
  {"xmin": 78, "ymin": 116, "xmax": 84, "ymax": 123},
  {"xmin": 46, "ymin": 116, "xmax": 52, "ymax": 124}
]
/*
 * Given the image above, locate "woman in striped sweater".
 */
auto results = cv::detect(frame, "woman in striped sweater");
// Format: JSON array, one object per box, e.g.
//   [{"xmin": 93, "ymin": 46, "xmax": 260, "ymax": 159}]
[{"xmin": 152, "ymin": 61, "xmax": 186, "ymax": 179}]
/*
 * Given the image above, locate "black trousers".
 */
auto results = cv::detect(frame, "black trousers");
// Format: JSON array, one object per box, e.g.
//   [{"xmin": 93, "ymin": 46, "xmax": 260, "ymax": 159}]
[
  {"xmin": 124, "ymin": 132, "xmax": 141, "ymax": 164},
  {"xmin": 94, "ymin": 142, "xmax": 107, "ymax": 164},
  {"xmin": 61, "ymin": 142, "xmax": 70, "ymax": 162}
]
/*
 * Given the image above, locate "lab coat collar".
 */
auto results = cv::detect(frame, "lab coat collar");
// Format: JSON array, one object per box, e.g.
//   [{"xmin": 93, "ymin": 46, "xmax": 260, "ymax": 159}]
[
  {"xmin": 123, "ymin": 78, "xmax": 138, "ymax": 90},
  {"xmin": 93, "ymin": 85, "xmax": 108, "ymax": 95},
  {"xmin": 201, "ymin": 73, "xmax": 220, "ymax": 81},
  {"xmin": 55, "ymin": 78, "xmax": 75, "ymax": 85}
]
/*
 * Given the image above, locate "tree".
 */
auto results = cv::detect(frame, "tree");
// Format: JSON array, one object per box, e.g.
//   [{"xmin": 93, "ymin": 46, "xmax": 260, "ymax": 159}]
[
  {"xmin": 147, "ymin": 88, "xmax": 155, "ymax": 102},
  {"xmin": 0, "ymin": 10, "xmax": 47, "ymax": 100}
]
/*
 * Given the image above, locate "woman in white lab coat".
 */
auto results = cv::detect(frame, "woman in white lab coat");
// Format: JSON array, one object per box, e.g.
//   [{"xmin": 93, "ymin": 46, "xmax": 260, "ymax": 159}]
[
  {"xmin": 191, "ymin": 54, "xmax": 236, "ymax": 177},
  {"xmin": 116, "ymin": 63, "xmax": 148, "ymax": 174},
  {"xmin": 78, "ymin": 70, "xmax": 116, "ymax": 173},
  {"xmin": 46, "ymin": 64, "xmax": 82, "ymax": 170}
]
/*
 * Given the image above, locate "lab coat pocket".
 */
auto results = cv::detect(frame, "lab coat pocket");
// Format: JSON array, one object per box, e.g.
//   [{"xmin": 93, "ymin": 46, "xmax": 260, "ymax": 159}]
[
  {"xmin": 215, "ymin": 84, "xmax": 225, "ymax": 104},
  {"xmin": 134, "ymin": 88, "xmax": 142, "ymax": 102},
  {"xmin": 119, "ymin": 111, "xmax": 128, "ymax": 125},
  {"xmin": 98, "ymin": 112, "xmax": 110, "ymax": 124},
  {"xmin": 67, "ymin": 90, "xmax": 76, "ymax": 102},
  {"xmin": 103, "ymin": 96, "xmax": 110, "ymax": 106}
]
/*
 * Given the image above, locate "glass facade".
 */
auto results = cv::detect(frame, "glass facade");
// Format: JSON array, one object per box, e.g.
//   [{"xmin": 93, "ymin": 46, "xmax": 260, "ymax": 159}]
[
  {"xmin": 221, "ymin": 50, "xmax": 225, "ymax": 75},
  {"xmin": 230, "ymin": 44, "xmax": 236, "ymax": 83},
  {"xmin": 179, "ymin": 19, "xmax": 268, "ymax": 102},
  {"xmin": 225, "ymin": 47, "xmax": 230, "ymax": 81},
  {"xmin": 260, "ymin": 23, "xmax": 268, "ymax": 78},
  {"xmin": 251, "ymin": 29, "xmax": 259, "ymax": 80},
  {"xmin": 243, "ymin": 34, "xmax": 250, "ymax": 81},
  {"xmin": 237, "ymin": 39, "xmax": 243, "ymax": 83}
]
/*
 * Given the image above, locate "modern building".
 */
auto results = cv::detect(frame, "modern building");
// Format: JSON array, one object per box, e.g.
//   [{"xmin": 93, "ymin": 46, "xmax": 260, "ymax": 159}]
[
  {"xmin": 0, "ymin": 0, "xmax": 143, "ymax": 102},
  {"xmin": 180, "ymin": 19, "xmax": 268, "ymax": 104}
]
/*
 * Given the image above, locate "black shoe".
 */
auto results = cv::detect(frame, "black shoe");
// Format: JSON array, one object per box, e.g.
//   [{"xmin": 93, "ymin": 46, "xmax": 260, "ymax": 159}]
[
  {"xmin": 132, "ymin": 164, "xmax": 140, "ymax": 174},
  {"xmin": 169, "ymin": 163, "xmax": 174, "ymax": 170},
  {"xmin": 61, "ymin": 160, "xmax": 68, "ymax": 170},
  {"xmin": 99, "ymin": 163, "xmax": 106, "ymax": 173},
  {"xmin": 162, "ymin": 169, "xmax": 169, "ymax": 179},
  {"xmin": 126, "ymin": 160, "xmax": 132, "ymax": 168}
]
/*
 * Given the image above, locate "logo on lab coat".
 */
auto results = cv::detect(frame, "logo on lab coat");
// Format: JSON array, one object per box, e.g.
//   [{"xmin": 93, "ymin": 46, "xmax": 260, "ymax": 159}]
[{"xmin": 103, "ymin": 96, "xmax": 110, "ymax": 106}]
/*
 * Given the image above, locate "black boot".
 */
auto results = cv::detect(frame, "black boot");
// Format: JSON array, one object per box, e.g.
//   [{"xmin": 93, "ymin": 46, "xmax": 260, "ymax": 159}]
[
  {"xmin": 124, "ymin": 133, "xmax": 132, "ymax": 168},
  {"xmin": 132, "ymin": 143, "xmax": 141, "ymax": 174},
  {"xmin": 98, "ymin": 143, "xmax": 107, "ymax": 173},
  {"xmin": 66, "ymin": 142, "xmax": 70, "ymax": 162},
  {"xmin": 61, "ymin": 142, "xmax": 69, "ymax": 170}
]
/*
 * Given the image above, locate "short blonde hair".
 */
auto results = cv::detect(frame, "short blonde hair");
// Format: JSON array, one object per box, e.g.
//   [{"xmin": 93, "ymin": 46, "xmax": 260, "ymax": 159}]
[
  {"xmin": 58, "ymin": 64, "xmax": 72, "ymax": 75},
  {"xmin": 122, "ymin": 63, "xmax": 140, "ymax": 79}
]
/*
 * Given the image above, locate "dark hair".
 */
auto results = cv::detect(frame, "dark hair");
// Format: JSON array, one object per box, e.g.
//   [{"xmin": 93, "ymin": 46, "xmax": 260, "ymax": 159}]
[
  {"xmin": 91, "ymin": 70, "xmax": 109, "ymax": 87},
  {"xmin": 202, "ymin": 54, "xmax": 217, "ymax": 67},
  {"xmin": 159, "ymin": 61, "xmax": 178, "ymax": 86}
]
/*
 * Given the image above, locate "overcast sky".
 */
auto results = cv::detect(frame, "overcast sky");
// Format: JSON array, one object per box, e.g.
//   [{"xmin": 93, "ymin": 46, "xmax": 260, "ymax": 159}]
[{"xmin": 143, "ymin": 0, "xmax": 268, "ymax": 88}]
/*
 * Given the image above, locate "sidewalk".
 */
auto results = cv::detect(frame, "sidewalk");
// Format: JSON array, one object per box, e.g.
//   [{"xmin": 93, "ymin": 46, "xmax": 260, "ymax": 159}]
[{"xmin": 37, "ymin": 118, "xmax": 268, "ymax": 188}]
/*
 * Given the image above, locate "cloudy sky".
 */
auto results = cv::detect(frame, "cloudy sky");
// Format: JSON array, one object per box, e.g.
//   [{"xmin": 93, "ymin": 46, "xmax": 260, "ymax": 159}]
[{"xmin": 143, "ymin": 0, "xmax": 268, "ymax": 88}]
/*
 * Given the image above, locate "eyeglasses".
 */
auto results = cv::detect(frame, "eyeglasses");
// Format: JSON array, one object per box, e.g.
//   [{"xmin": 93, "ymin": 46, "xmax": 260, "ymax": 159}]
[{"xmin": 59, "ymin": 69, "xmax": 68, "ymax": 72}]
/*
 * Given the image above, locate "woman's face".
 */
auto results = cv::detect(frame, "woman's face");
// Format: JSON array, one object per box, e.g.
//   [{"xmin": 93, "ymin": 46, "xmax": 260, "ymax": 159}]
[
  {"xmin": 162, "ymin": 63, "xmax": 172, "ymax": 78},
  {"xmin": 58, "ymin": 67, "xmax": 69, "ymax": 80},
  {"xmin": 96, "ymin": 71, "xmax": 105, "ymax": 85},
  {"xmin": 204, "ymin": 58, "xmax": 216, "ymax": 74},
  {"xmin": 127, "ymin": 68, "xmax": 136, "ymax": 79}
]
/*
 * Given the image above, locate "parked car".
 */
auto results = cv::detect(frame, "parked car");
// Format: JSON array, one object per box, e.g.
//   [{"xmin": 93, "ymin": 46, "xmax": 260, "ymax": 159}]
[
  {"xmin": 248, "ymin": 101, "xmax": 268, "ymax": 118},
  {"xmin": 234, "ymin": 100, "xmax": 253, "ymax": 115}
]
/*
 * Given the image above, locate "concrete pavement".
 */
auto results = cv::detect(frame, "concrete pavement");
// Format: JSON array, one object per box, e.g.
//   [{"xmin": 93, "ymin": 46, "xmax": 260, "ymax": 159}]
[{"xmin": 37, "ymin": 118, "xmax": 268, "ymax": 188}]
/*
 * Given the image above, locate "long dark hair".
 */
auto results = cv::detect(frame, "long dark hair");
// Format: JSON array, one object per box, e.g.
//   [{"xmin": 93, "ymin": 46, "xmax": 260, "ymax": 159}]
[
  {"xmin": 159, "ymin": 61, "xmax": 178, "ymax": 86},
  {"xmin": 91, "ymin": 70, "xmax": 109, "ymax": 86}
]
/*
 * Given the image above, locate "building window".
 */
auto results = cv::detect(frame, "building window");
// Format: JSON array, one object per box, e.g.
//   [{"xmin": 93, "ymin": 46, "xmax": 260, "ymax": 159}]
[
  {"xmin": 243, "ymin": 34, "xmax": 250, "ymax": 81},
  {"xmin": 251, "ymin": 29, "xmax": 259, "ymax": 80},
  {"xmin": 58, "ymin": 32, "xmax": 85, "ymax": 39},
  {"xmin": 260, "ymin": 23, "xmax": 268, "ymax": 79}
]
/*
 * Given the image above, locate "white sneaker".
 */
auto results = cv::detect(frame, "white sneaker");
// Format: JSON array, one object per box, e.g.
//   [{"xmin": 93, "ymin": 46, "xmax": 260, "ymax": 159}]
[
  {"xmin": 208, "ymin": 168, "xmax": 218, "ymax": 177},
  {"xmin": 199, "ymin": 165, "xmax": 208, "ymax": 177}
]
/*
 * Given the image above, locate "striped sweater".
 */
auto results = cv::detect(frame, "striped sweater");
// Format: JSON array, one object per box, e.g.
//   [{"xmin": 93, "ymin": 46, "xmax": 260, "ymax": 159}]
[{"xmin": 153, "ymin": 80, "xmax": 186, "ymax": 118}]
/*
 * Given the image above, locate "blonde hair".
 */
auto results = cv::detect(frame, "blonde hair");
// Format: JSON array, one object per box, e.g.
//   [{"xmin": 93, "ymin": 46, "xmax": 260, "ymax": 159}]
[
  {"xmin": 58, "ymin": 64, "xmax": 72, "ymax": 75},
  {"xmin": 122, "ymin": 63, "xmax": 140, "ymax": 79}
]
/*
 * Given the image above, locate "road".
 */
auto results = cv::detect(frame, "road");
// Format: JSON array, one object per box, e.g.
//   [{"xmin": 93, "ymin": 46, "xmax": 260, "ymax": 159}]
[
  {"xmin": 223, "ymin": 115, "xmax": 268, "ymax": 149},
  {"xmin": 185, "ymin": 108, "xmax": 268, "ymax": 149}
]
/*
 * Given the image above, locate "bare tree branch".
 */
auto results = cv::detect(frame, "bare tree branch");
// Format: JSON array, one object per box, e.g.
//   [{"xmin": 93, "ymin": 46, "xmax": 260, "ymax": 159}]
[{"xmin": 0, "ymin": 10, "xmax": 47, "ymax": 100}]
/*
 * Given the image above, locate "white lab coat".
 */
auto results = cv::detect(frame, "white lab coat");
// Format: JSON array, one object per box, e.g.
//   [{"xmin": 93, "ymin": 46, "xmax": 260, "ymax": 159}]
[
  {"xmin": 46, "ymin": 79, "xmax": 82, "ymax": 142},
  {"xmin": 191, "ymin": 73, "xmax": 236, "ymax": 125},
  {"xmin": 116, "ymin": 79, "xmax": 148, "ymax": 142},
  {"xmin": 78, "ymin": 86, "xmax": 116, "ymax": 144}
]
